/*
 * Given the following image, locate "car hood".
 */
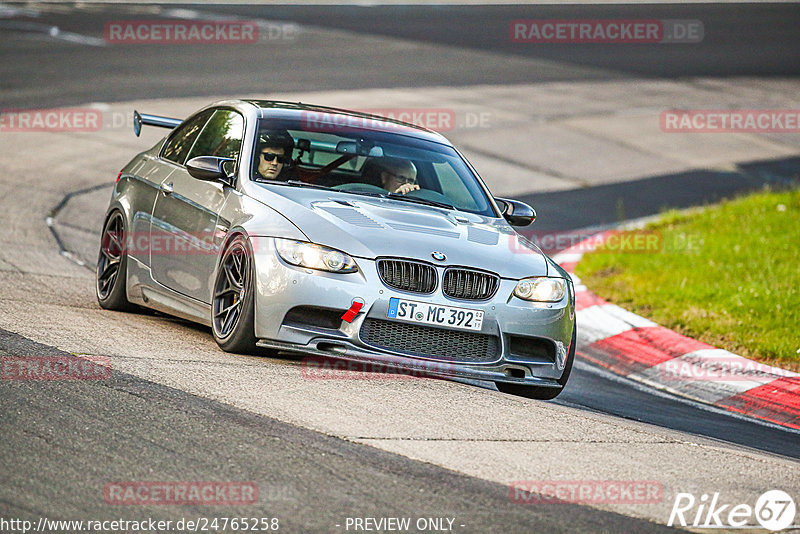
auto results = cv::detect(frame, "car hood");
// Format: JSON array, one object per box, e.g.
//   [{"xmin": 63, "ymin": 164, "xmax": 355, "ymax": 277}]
[{"xmin": 249, "ymin": 185, "xmax": 550, "ymax": 279}]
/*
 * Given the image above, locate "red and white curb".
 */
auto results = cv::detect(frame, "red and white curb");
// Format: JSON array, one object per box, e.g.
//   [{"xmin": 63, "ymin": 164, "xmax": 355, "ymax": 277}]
[{"xmin": 554, "ymin": 231, "xmax": 800, "ymax": 431}]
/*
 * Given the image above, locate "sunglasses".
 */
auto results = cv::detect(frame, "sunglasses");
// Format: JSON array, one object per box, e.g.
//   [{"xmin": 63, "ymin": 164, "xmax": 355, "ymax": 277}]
[{"xmin": 260, "ymin": 152, "xmax": 291, "ymax": 164}]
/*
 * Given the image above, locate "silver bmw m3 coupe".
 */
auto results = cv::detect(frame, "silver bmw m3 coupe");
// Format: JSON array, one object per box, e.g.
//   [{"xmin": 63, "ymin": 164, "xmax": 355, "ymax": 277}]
[{"xmin": 97, "ymin": 100, "xmax": 576, "ymax": 399}]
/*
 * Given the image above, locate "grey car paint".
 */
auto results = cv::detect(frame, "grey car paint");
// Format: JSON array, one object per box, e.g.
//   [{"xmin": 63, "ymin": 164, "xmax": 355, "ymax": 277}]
[{"xmin": 102, "ymin": 100, "xmax": 576, "ymax": 394}]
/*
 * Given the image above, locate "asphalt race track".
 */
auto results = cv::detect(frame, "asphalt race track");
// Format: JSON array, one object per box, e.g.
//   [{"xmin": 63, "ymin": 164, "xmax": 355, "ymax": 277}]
[{"xmin": 1, "ymin": 3, "xmax": 799, "ymax": 533}]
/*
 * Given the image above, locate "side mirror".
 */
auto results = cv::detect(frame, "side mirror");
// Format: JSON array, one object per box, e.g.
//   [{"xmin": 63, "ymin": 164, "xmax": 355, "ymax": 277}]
[
  {"xmin": 495, "ymin": 197, "xmax": 536, "ymax": 227},
  {"xmin": 186, "ymin": 156, "xmax": 234, "ymax": 183}
]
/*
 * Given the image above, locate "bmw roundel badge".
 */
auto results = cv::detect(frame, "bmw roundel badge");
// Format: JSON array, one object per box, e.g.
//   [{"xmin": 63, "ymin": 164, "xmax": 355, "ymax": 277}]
[{"xmin": 431, "ymin": 251, "xmax": 446, "ymax": 261}]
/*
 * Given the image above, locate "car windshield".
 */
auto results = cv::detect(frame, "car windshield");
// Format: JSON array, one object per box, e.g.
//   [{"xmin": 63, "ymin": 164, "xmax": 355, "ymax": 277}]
[{"xmin": 253, "ymin": 117, "xmax": 497, "ymax": 216}]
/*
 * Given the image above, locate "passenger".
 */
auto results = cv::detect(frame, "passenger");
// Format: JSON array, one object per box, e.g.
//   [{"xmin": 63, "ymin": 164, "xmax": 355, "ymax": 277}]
[
  {"xmin": 361, "ymin": 157, "xmax": 419, "ymax": 194},
  {"xmin": 253, "ymin": 130, "xmax": 294, "ymax": 181}
]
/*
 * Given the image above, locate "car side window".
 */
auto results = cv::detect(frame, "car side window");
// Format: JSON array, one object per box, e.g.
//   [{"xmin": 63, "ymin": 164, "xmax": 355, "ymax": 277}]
[
  {"xmin": 186, "ymin": 110, "xmax": 245, "ymax": 162},
  {"xmin": 161, "ymin": 110, "xmax": 213, "ymax": 165}
]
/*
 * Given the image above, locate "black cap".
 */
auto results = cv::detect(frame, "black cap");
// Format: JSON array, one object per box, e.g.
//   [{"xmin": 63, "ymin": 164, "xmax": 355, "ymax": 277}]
[{"xmin": 258, "ymin": 130, "xmax": 294, "ymax": 151}]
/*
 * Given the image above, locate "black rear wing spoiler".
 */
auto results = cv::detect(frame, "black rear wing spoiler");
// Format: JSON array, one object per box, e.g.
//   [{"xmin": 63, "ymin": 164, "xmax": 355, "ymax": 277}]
[{"xmin": 133, "ymin": 110, "xmax": 182, "ymax": 137}]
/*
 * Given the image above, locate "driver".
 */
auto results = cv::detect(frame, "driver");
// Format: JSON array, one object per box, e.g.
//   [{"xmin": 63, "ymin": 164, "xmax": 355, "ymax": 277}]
[
  {"xmin": 254, "ymin": 130, "xmax": 294, "ymax": 181},
  {"xmin": 362, "ymin": 157, "xmax": 419, "ymax": 194}
]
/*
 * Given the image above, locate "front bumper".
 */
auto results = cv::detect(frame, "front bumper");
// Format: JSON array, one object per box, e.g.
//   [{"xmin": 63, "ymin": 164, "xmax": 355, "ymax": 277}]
[{"xmin": 250, "ymin": 236, "xmax": 575, "ymax": 387}]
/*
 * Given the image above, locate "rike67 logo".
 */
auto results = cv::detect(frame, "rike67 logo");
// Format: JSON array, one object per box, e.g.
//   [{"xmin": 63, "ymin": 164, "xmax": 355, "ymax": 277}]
[{"xmin": 668, "ymin": 490, "xmax": 796, "ymax": 531}]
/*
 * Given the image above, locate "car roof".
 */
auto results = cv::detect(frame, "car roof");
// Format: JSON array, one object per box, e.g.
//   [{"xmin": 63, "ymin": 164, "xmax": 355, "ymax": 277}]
[{"xmin": 243, "ymin": 99, "xmax": 451, "ymax": 146}]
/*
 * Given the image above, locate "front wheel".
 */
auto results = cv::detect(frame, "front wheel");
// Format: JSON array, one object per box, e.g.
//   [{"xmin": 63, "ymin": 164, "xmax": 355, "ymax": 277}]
[
  {"xmin": 212, "ymin": 235, "xmax": 258, "ymax": 353},
  {"xmin": 496, "ymin": 325, "xmax": 576, "ymax": 400}
]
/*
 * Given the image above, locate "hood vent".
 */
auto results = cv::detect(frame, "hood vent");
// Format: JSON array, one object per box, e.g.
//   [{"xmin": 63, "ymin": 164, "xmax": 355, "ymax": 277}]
[
  {"xmin": 319, "ymin": 207, "xmax": 383, "ymax": 228},
  {"xmin": 388, "ymin": 223, "xmax": 459, "ymax": 239},
  {"xmin": 467, "ymin": 226, "xmax": 499, "ymax": 246}
]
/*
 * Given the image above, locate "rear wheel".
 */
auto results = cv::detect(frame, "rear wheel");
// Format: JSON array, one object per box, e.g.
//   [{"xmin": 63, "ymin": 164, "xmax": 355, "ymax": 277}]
[
  {"xmin": 496, "ymin": 325, "xmax": 576, "ymax": 400},
  {"xmin": 212, "ymin": 235, "xmax": 258, "ymax": 353},
  {"xmin": 96, "ymin": 211, "xmax": 135, "ymax": 311}
]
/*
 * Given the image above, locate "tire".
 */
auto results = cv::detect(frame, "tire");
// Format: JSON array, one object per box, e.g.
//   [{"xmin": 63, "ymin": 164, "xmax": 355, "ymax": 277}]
[
  {"xmin": 496, "ymin": 325, "xmax": 576, "ymax": 400},
  {"xmin": 96, "ymin": 211, "xmax": 135, "ymax": 311},
  {"xmin": 212, "ymin": 235, "xmax": 258, "ymax": 353}
]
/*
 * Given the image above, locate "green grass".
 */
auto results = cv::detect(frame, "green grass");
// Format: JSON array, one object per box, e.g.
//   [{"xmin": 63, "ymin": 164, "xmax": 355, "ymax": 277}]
[{"xmin": 575, "ymin": 188, "xmax": 800, "ymax": 371}]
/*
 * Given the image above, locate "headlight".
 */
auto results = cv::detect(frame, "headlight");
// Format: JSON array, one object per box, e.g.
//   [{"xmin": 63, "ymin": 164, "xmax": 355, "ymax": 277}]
[
  {"xmin": 513, "ymin": 277, "xmax": 567, "ymax": 302},
  {"xmin": 275, "ymin": 239, "xmax": 358, "ymax": 273}
]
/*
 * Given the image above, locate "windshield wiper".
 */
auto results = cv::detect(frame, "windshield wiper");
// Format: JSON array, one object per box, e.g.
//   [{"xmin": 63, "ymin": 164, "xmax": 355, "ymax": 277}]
[
  {"xmin": 386, "ymin": 193, "xmax": 455, "ymax": 210},
  {"xmin": 336, "ymin": 189, "xmax": 455, "ymax": 210},
  {"xmin": 341, "ymin": 190, "xmax": 386, "ymax": 198},
  {"xmin": 256, "ymin": 179, "xmax": 332, "ymax": 190},
  {"xmin": 283, "ymin": 180, "xmax": 333, "ymax": 190}
]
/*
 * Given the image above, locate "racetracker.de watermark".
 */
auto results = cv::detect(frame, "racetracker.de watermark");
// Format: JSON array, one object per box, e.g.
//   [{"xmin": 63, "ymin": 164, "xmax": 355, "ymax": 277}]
[
  {"xmin": 0, "ymin": 108, "xmax": 139, "ymax": 133},
  {"xmin": 658, "ymin": 353, "xmax": 798, "ymax": 382},
  {"xmin": 104, "ymin": 482, "xmax": 258, "ymax": 505},
  {"xmin": 1, "ymin": 356, "xmax": 111, "ymax": 381},
  {"xmin": 661, "ymin": 109, "xmax": 800, "ymax": 133},
  {"xmin": 104, "ymin": 19, "xmax": 298, "ymax": 44},
  {"xmin": 0, "ymin": 108, "xmax": 103, "ymax": 132},
  {"xmin": 101, "ymin": 230, "xmax": 231, "ymax": 257},
  {"xmin": 300, "ymin": 109, "xmax": 491, "ymax": 134},
  {"xmin": 509, "ymin": 480, "xmax": 663, "ymax": 504},
  {"xmin": 301, "ymin": 357, "xmax": 453, "ymax": 380},
  {"xmin": 105, "ymin": 20, "xmax": 255, "ymax": 44},
  {"xmin": 511, "ymin": 229, "xmax": 704, "ymax": 256},
  {"xmin": 510, "ymin": 19, "xmax": 703, "ymax": 43}
]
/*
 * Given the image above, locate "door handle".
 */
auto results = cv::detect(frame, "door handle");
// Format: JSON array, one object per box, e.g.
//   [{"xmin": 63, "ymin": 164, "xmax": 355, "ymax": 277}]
[{"xmin": 160, "ymin": 182, "xmax": 174, "ymax": 195}]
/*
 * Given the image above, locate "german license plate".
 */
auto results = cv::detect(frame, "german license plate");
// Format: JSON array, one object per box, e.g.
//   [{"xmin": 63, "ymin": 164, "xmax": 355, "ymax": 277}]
[{"xmin": 387, "ymin": 297, "xmax": 484, "ymax": 331}]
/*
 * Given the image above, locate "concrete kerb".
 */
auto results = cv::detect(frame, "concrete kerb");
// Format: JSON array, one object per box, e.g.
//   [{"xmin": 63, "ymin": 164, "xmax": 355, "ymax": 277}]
[{"xmin": 553, "ymin": 221, "xmax": 800, "ymax": 431}]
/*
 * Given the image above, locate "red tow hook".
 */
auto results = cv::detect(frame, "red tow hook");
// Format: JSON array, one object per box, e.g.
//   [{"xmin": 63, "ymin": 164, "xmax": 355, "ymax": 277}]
[{"xmin": 341, "ymin": 299, "xmax": 364, "ymax": 323}]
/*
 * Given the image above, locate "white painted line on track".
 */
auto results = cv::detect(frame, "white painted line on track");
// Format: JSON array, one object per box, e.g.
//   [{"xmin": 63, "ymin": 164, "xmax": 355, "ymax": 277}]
[
  {"xmin": 0, "ymin": 3, "xmax": 38, "ymax": 18},
  {"xmin": 0, "ymin": 20, "xmax": 107, "ymax": 47}
]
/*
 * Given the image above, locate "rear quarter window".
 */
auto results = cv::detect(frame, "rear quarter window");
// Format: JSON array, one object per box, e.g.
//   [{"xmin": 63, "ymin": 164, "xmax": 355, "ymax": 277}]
[
  {"xmin": 161, "ymin": 110, "xmax": 213, "ymax": 165},
  {"xmin": 186, "ymin": 109, "xmax": 244, "ymax": 161}
]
